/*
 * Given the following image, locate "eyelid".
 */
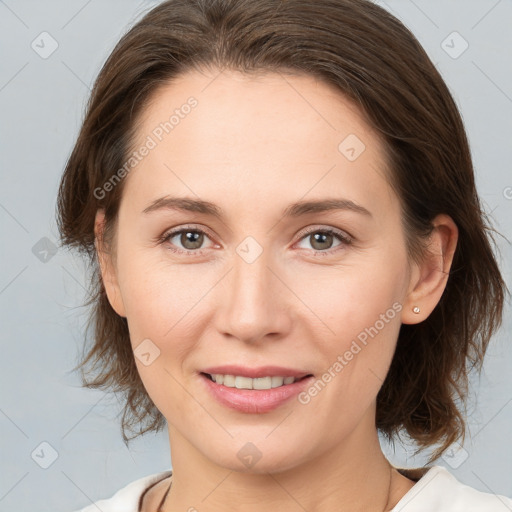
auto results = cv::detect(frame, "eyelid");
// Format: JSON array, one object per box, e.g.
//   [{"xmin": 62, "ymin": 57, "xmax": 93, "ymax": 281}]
[
  {"xmin": 158, "ymin": 223, "xmax": 218, "ymax": 250},
  {"xmin": 296, "ymin": 225, "xmax": 353, "ymax": 243}
]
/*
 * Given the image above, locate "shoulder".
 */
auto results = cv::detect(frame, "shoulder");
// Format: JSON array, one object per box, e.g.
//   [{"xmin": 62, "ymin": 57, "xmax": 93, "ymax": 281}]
[
  {"xmin": 71, "ymin": 469, "xmax": 173, "ymax": 512},
  {"xmin": 393, "ymin": 465, "xmax": 512, "ymax": 512}
]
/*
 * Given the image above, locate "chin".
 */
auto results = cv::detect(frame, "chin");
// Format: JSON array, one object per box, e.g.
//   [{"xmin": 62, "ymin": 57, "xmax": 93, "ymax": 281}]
[{"xmin": 202, "ymin": 437, "xmax": 309, "ymax": 475}]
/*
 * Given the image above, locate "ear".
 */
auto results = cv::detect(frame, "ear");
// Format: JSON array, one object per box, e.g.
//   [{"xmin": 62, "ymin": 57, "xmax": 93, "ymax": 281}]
[
  {"xmin": 401, "ymin": 214, "xmax": 458, "ymax": 324},
  {"xmin": 94, "ymin": 209, "xmax": 126, "ymax": 318}
]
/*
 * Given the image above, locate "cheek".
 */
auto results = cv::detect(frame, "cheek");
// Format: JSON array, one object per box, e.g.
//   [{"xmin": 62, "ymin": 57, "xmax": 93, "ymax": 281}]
[
  {"xmin": 321, "ymin": 283, "xmax": 402, "ymax": 385},
  {"xmin": 116, "ymin": 249, "xmax": 198, "ymax": 341},
  {"xmin": 297, "ymin": 258, "xmax": 405, "ymax": 341},
  {"xmin": 116, "ymin": 256, "xmax": 197, "ymax": 413},
  {"xmin": 294, "ymin": 250, "xmax": 407, "ymax": 398},
  {"xmin": 295, "ymin": 276, "xmax": 403, "ymax": 433}
]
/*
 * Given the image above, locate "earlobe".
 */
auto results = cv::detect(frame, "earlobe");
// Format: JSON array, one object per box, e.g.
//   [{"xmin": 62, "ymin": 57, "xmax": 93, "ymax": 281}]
[
  {"xmin": 402, "ymin": 214, "xmax": 458, "ymax": 325},
  {"xmin": 94, "ymin": 209, "xmax": 126, "ymax": 318}
]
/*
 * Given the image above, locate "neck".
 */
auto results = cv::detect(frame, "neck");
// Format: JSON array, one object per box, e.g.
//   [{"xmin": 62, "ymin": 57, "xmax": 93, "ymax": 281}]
[{"xmin": 163, "ymin": 411, "xmax": 398, "ymax": 512}]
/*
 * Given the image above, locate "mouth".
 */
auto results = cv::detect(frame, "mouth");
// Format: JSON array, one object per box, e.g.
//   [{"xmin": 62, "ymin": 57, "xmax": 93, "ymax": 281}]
[
  {"xmin": 199, "ymin": 371, "xmax": 315, "ymax": 413},
  {"xmin": 200, "ymin": 372, "xmax": 313, "ymax": 390}
]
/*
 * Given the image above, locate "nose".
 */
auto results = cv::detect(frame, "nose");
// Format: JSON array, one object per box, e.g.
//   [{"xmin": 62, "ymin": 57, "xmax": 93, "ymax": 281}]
[{"xmin": 213, "ymin": 243, "xmax": 293, "ymax": 344}]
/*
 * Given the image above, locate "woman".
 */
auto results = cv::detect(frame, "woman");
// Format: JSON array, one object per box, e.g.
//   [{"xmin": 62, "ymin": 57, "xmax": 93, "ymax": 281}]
[{"xmin": 58, "ymin": 0, "xmax": 510, "ymax": 510}]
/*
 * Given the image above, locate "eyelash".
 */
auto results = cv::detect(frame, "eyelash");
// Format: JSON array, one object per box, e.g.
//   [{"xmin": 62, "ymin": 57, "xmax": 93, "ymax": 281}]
[{"xmin": 157, "ymin": 224, "xmax": 352, "ymax": 257}]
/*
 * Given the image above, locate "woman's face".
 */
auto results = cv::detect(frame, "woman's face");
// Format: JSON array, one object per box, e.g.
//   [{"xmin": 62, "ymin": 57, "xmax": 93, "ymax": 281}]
[{"xmin": 99, "ymin": 69, "xmax": 419, "ymax": 472}]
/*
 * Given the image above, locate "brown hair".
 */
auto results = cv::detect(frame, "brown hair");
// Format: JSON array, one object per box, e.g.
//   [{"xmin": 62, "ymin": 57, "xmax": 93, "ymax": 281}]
[{"xmin": 56, "ymin": 0, "xmax": 507, "ymax": 461}]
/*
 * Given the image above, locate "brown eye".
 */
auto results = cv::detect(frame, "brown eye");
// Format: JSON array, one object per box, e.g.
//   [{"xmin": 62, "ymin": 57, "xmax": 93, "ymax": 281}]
[
  {"xmin": 177, "ymin": 230, "xmax": 204, "ymax": 250},
  {"xmin": 160, "ymin": 227, "xmax": 214, "ymax": 255},
  {"xmin": 296, "ymin": 227, "xmax": 351, "ymax": 253},
  {"xmin": 309, "ymin": 232, "xmax": 335, "ymax": 251}
]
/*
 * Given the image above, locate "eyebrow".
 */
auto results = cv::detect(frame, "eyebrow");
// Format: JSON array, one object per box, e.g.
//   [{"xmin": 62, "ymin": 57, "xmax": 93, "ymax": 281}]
[{"xmin": 142, "ymin": 196, "xmax": 372, "ymax": 219}]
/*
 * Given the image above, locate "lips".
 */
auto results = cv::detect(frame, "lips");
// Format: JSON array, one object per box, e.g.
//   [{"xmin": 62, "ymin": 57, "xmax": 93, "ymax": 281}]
[{"xmin": 199, "ymin": 370, "xmax": 315, "ymax": 413}]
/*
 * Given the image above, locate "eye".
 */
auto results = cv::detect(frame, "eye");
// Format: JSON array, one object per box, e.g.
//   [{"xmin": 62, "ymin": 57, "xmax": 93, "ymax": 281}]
[
  {"xmin": 295, "ymin": 226, "xmax": 352, "ymax": 253},
  {"xmin": 159, "ymin": 225, "xmax": 215, "ymax": 255},
  {"xmin": 158, "ymin": 225, "xmax": 352, "ymax": 256}
]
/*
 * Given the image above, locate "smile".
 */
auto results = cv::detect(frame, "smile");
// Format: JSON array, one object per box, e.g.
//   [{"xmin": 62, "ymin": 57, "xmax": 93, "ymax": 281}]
[{"xmin": 200, "ymin": 372, "xmax": 315, "ymax": 414}]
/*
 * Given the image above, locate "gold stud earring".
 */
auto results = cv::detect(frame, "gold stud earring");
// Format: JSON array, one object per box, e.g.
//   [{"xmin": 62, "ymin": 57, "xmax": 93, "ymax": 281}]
[{"xmin": 412, "ymin": 306, "xmax": 420, "ymax": 314}]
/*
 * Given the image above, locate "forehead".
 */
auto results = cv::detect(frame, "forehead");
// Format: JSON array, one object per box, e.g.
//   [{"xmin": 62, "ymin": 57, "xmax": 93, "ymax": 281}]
[
  {"xmin": 136, "ymin": 68, "xmax": 380, "ymax": 154},
  {"xmin": 123, "ymin": 68, "xmax": 396, "ymax": 219}
]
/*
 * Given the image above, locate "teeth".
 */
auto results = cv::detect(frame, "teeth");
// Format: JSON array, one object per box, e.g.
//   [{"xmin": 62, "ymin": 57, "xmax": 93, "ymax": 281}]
[{"xmin": 210, "ymin": 374, "xmax": 298, "ymax": 389}]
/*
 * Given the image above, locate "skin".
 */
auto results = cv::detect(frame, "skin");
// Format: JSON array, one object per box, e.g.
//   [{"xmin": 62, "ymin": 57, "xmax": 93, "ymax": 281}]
[{"xmin": 95, "ymin": 68, "xmax": 458, "ymax": 511}]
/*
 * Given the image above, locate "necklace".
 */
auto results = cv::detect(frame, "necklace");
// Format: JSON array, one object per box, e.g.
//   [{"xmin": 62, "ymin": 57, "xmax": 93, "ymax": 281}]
[
  {"xmin": 157, "ymin": 465, "xmax": 393, "ymax": 511},
  {"xmin": 383, "ymin": 464, "xmax": 394, "ymax": 511},
  {"xmin": 157, "ymin": 478, "xmax": 172, "ymax": 512}
]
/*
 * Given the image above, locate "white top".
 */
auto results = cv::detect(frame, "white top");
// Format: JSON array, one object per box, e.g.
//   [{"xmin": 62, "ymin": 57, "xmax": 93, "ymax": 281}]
[{"xmin": 72, "ymin": 465, "xmax": 512, "ymax": 512}]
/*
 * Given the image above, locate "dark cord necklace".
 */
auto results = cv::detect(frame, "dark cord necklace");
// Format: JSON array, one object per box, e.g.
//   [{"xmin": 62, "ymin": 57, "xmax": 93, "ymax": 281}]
[
  {"xmin": 157, "ymin": 479, "xmax": 173, "ymax": 512},
  {"xmin": 155, "ymin": 467, "xmax": 393, "ymax": 511}
]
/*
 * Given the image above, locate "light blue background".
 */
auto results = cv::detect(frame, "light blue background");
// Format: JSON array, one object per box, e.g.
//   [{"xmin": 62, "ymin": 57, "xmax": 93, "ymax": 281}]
[{"xmin": 0, "ymin": 1, "xmax": 511, "ymax": 510}]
